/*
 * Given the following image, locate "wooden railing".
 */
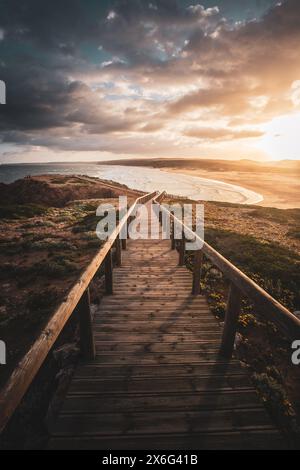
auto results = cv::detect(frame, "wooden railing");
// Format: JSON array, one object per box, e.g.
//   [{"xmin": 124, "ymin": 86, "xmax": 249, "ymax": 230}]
[
  {"xmin": 0, "ymin": 191, "xmax": 158, "ymax": 434},
  {"xmin": 154, "ymin": 195, "xmax": 300, "ymax": 358}
]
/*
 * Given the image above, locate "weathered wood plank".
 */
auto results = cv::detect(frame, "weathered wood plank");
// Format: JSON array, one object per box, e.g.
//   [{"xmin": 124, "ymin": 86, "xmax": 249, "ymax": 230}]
[
  {"xmin": 220, "ymin": 283, "xmax": 242, "ymax": 358},
  {"xmin": 78, "ymin": 289, "xmax": 95, "ymax": 361},
  {"xmin": 60, "ymin": 390, "xmax": 262, "ymax": 413},
  {"xmin": 51, "ymin": 408, "xmax": 273, "ymax": 436},
  {"xmin": 104, "ymin": 249, "xmax": 113, "ymax": 295},
  {"xmin": 48, "ymin": 430, "xmax": 286, "ymax": 450},
  {"xmin": 68, "ymin": 375, "xmax": 253, "ymax": 394}
]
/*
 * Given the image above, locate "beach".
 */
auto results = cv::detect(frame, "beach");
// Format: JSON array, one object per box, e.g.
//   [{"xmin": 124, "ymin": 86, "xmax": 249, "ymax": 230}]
[{"xmin": 98, "ymin": 158, "xmax": 300, "ymax": 210}]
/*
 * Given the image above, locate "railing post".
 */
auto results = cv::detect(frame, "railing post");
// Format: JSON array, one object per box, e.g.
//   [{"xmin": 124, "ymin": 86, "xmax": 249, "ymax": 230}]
[
  {"xmin": 192, "ymin": 250, "xmax": 203, "ymax": 295},
  {"xmin": 105, "ymin": 249, "xmax": 113, "ymax": 295},
  {"xmin": 171, "ymin": 220, "xmax": 176, "ymax": 250},
  {"xmin": 158, "ymin": 208, "xmax": 162, "ymax": 225},
  {"xmin": 220, "ymin": 283, "xmax": 242, "ymax": 358},
  {"xmin": 127, "ymin": 215, "xmax": 133, "ymax": 241},
  {"xmin": 78, "ymin": 288, "xmax": 95, "ymax": 361},
  {"xmin": 121, "ymin": 238, "xmax": 127, "ymax": 250},
  {"xmin": 115, "ymin": 236, "xmax": 122, "ymax": 267},
  {"xmin": 192, "ymin": 204, "xmax": 196, "ymax": 232},
  {"xmin": 179, "ymin": 230, "xmax": 185, "ymax": 266}
]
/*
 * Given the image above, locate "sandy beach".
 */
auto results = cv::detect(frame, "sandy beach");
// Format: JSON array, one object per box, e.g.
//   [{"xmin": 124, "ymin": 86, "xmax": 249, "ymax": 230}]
[
  {"xmin": 96, "ymin": 165, "xmax": 263, "ymax": 205},
  {"xmin": 165, "ymin": 167, "xmax": 300, "ymax": 209},
  {"xmin": 100, "ymin": 159, "xmax": 300, "ymax": 209}
]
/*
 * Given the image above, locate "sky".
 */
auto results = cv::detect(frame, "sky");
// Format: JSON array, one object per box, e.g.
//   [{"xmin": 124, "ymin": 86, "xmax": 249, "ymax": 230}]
[{"xmin": 0, "ymin": 0, "xmax": 299, "ymax": 163}]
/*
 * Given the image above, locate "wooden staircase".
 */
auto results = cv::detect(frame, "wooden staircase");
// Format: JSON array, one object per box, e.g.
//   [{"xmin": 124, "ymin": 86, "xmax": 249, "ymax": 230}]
[
  {"xmin": 48, "ymin": 236, "xmax": 285, "ymax": 450},
  {"xmin": 2, "ymin": 192, "xmax": 298, "ymax": 449}
]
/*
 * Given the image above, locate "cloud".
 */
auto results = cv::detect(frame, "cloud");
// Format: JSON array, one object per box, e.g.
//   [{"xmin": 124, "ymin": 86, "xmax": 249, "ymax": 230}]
[
  {"xmin": 184, "ymin": 127, "xmax": 264, "ymax": 141},
  {"xmin": 0, "ymin": 0, "xmax": 299, "ymax": 160},
  {"xmin": 167, "ymin": 0, "xmax": 300, "ymax": 124}
]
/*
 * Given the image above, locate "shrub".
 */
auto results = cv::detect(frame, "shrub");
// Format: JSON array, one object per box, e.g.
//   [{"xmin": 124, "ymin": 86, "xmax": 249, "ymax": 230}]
[
  {"xmin": 30, "ymin": 239, "xmax": 77, "ymax": 251},
  {"xmin": 31, "ymin": 258, "xmax": 78, "ymax": 278},
  {"xmin": 205, "ymin": 228, "xmax": 300, "ymax": 310},
  {"xmin": 252, "ymin": 372, "xmax": 298, "ymax": 434},
  {"xmin": 0, "ymin": 204, "xmax": 48, "ymax": 220},
  {"xmin": 26, "ymin": 288, "xmax": 59, "ymax": 315},
  {"xmin": 287, "ymin": 229, "xmax": 300, "ymax": 240},
  {"xmin": 238, "ymin": 313, "xmax": 259, "ymax": 329}
]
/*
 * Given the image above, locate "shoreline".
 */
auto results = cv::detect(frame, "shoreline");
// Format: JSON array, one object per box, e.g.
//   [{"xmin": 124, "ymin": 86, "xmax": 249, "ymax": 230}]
[
  {"xmin": 97, "ymin": 159, "xmax": 300, "ymax": 210},
  {"xmin": 0, "ymin": 158, "xmax": 299, "ymax": 209},
  {"xmin": 0, "ymin": 163, "xmax": 263, "ymax": 206}
]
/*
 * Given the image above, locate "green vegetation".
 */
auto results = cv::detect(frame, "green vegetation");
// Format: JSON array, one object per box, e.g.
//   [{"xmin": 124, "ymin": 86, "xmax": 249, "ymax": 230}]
[
  {"xmin": 30, "ymin": 257, "xmax": 78, "ymax": 279},
  {"xmin": 72, "ymin": 213, "xmax": 100, "ymax": 234},
  {"xmin": 26, "ymin": 288, "xmax": 60, "ymax": 316},
  {"xmin": 204, "ymin": 228, "xmax": 300, "ymax": 310},
  {"xmin": 252, "ymin": 371, "xmax": 298, "ymax": 435},
  {"xmin": 287, "ymin": 229, "xmax": 300, "ymax": 240},
  {"xmin": 0, "ymin": 204, "xmax": 48, "ymax": 220},
  {"xmin": 0, "ymin": 235, "xmax": 77, "ymax": 255},
  {"xmin": 29, "ymin": 239, "xmax": 77, "ymax": 251},
  {"xmin": 21, "ymin": 220, "xmax": 56, "ymax": 229},
  {"xmin": 0, "ymin": 258, "xmax": 78, "ymax": 285},
  {"xmin": 248, "ymin": 206, "xmax": 300, "ymax": 225}
]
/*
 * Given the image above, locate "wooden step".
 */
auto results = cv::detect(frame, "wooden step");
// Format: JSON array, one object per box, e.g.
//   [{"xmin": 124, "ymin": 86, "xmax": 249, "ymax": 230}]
[
  {"xmin": 51, "ymin": 408, "xmax": 273, "ymax": 437},
  {"xmin": 61, "ymin": 390, "xmax": 261, "ymax": 414},
  {"xmin": 48, "ymin": 430, "xmax": 286, "ymax": 450}
]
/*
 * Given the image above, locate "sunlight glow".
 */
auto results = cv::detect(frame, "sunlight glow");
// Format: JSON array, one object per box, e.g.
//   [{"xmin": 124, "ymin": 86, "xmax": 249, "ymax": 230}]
[{"xmin": 255, "ymin": 113, "xmax": 300, "ymax": 160}]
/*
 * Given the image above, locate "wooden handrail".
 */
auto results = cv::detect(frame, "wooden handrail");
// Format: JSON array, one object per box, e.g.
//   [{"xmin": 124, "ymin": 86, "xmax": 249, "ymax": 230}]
[
  {"xmin": 0, "ymin": 190, "xmax": 159, "ymax": 434},
  {"xmin": 154, "ymin": 195, "xmax": 300, "ymax": 352}
]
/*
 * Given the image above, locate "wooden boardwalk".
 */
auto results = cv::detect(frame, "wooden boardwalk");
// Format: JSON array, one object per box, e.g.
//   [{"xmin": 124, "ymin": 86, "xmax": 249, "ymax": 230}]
[
  {"xmin": 1, "ymin": 193, "xmax": 297, "ymax": 448},
  {"xmin": 50, "ymin": 197, "xmax": 288, "ymax": 450},
  {"xmin": 49, "ymin": 231, "xmax": 285, "ymax": 450}
]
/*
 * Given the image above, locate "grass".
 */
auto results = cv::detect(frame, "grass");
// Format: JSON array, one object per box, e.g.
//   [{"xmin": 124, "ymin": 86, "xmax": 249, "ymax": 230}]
[
  {"xmin": 252, "ymin": 371, "xmax": 297, "ymax": 425},
  {"xmin": 21, "ymin": 220, "xmax": 56, "ymax": 229},
  {"xmin": 72, "ymin": 213, "xmax": 100, "ymax": 234},
  {"xmin": 204, "ymin": 228, "xmax": 300, "ymax": 310},
  {"xmin": 0, "ymin": 204, "xmax": 48, "ymax": 220},
  {"xmin": 26, "ymin": 288, "xmax": 60, "ymax": 317},
  {"xmin": 0, "ymin": 257, "xmax": 79, "ymax": 286},
  {"xmin": 30, "ymin": 257, "xmax": 79, "ymax": 279},
  {"xmin": 0, "ymin": 236, "xmax": 77, "ymax": 256},
  {"xmin": 29, "ymin": 239, "xmax": 77, "ymax": 252},
  {"xmin": 248, "ymin": 207, "xmax": 300, "ymax": 225},
  {"xmin": 287, "ymin": 229, "xmax": 300, "ymax": 240}
]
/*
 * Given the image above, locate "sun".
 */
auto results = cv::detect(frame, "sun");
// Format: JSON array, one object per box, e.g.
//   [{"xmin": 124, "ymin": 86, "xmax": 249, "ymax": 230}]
[{"xmin": 255, "ymin": 113, "xmax": 300, "ymax": 161}]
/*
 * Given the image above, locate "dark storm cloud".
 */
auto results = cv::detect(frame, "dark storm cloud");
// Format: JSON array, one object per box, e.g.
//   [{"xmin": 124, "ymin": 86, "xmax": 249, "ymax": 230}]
[
  {"xmin": 97, "ymin": 0, "xmax": 222, "ymax": 66},
  {"xmin": 0, "ymin": 0, "xmax": 299, "ymax": 156},
  {"xmin": 0, "ymin": 0, "xmax": 98, "ymax": 52}
]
